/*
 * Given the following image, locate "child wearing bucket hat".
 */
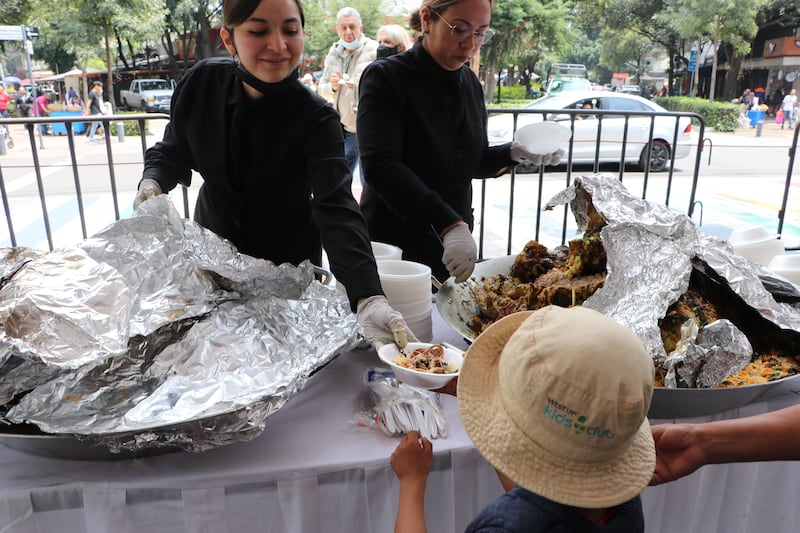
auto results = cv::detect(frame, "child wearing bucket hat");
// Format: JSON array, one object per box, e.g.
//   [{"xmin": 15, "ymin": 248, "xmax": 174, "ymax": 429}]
[{"xmin": 390, "ymin": 305, "xmax": 656, "ymax": 532}]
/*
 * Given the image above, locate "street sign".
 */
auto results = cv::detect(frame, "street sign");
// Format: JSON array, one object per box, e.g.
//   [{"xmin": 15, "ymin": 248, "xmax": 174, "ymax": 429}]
[
  {"xmin": 0, "ymin": 25, "xmax": 23, "ymax": 41},
  {"xmin": 688, "ymin": 49, "xmax": 698, "ymax": 72},
  {"xmin": 25, "ymin": 27, "xmax": 39, "ymax": 40}
]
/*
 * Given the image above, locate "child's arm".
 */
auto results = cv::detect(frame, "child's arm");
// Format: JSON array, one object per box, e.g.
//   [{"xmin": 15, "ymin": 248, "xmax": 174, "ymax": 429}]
[{"xmin": 391, "ymin": 431, "xmax": 433, "ymax": 533}]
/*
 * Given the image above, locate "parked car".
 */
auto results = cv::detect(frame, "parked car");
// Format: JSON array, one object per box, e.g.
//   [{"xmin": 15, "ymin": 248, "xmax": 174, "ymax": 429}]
[
  {"xmin": 487, "ymin": 91, "xmax": 692, "ymax": 172},
  {"xmin": 618, "ymin": 85, "xmax": 641, "ymax": 94},
  {"xmin": 119, "ymin": 79, "xmax": 174, "ymax": 113}
]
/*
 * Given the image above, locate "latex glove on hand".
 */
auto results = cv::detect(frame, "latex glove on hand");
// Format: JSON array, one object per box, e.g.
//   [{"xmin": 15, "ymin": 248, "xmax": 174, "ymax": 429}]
[
  {"xmin": 510, "ymin": 141, "xmax": 565, "ymax": 167},
  {"xmin": 357, "ymin": 295, "xmax": 418, "ymax": 351},
  {"xmin": 133, "ymin": 178, "xmax": 162, "ymax": 210},
  {"xmin": 441, "ymin": 223, "xmax": 477, "ymax": 283}
]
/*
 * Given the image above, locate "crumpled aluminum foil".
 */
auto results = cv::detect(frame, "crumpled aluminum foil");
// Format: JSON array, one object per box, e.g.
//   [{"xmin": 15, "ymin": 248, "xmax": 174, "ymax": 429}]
[
  {"xmin": 546, "ymin": 174, "xmax": 800, "ymax": 388},
  {"xmin": 0, "ymin": 196, "xmax": 361, "ymax": 453}
]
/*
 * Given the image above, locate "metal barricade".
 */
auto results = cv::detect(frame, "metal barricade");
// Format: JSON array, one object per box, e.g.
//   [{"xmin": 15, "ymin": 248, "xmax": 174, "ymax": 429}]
[
  {"xmin": 476, "ymin": 106, "xmax": 705, "ymax": 257},
  {"xmin": 0, "ymin": 113, "xmax": 177, "ymax": 251},
  {"xmin": 0, "ymin": 109, "xmax": 706, "ymax": 257}
]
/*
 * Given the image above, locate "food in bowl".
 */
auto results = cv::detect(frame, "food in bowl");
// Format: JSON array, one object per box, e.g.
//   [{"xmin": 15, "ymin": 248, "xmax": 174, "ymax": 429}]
[
  {"xmin": 394, "ymin": 344, "xmax": 457, "ymax": 374},
  {"xmin": 377, "ymin": 342, "xmax": 463, "ymax": 389}
]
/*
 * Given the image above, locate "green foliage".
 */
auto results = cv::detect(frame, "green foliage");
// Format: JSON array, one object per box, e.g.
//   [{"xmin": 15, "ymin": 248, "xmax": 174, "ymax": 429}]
[
  {"xmin": 115, "ymin": 110, "xmax": 152, "ymax": 136},
  {"xmin": 0, "ymin": 0, "xmax": 29, "ymax": 25},
  {"xmin": 494, "ymin": 84, "xmax": 527, "ymax": 101},
  {"xmin": 655, "ymin": 96, "xmax": 741, "ymax": 132}
]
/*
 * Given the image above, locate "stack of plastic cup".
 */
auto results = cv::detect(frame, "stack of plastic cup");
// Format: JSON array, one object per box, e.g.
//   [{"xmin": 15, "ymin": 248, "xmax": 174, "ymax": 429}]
[
  {"xmin": 371, "ymin": 242, "xmax": 403, "ymax": 262},
  {"xmin": 377, "ymin": 260, "xmax": 433, "ymax": 342},
  {"xmin": 728, "ymin": 225, "xmax": 784, "ymax": 267},
  {"xmin": 768, "ymin": 254, "xmax": 800, "ymax": 285}
]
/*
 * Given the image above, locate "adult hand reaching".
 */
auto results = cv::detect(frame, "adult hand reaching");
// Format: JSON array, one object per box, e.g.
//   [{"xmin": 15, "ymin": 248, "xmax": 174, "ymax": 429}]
[
  {"xmin": 133, "ymin": 178, "xmax": 162, "ymax": 210},
  {"xmin": 441, "ymin": 223, "xmax": 477, "ymax": 283},
  {"xmin": 510, "ymin": 142, "xmax": 565, "ymax": 167},
  {"xmin": 650, "ymin": 423, "xmax": 708, "ymax": 485},
  {"xmin": 357, "ymin": 295, "xmax": 418, "ymax": 350}
]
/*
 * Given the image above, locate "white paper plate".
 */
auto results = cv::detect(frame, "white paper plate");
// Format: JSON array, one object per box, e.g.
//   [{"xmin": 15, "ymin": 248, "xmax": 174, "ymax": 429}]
[{"xmin": 513, "ymin": 122, "xmax": 572, "ymax": 154}]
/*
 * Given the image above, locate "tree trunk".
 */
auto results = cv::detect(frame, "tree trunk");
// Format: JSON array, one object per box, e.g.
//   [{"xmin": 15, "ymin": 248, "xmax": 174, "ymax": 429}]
[
  {"xmin": 709, "ymin": 18, "xmax": 722, "ymax": 102},
  {"xmin": 195, "ymin": 10, "xmax": 212, "ymax": 59},
  {"xmin": 105, "ymin": 31, "xmax": 115, "ymax": 109},
  {"xmin": 114, "ymin": 30, "xmax": 129, "ymax": 70},
  {"xmin": 723, "ymin": 46, "xmax": 742, "ymax": 103},
  {"xmin": 162, "ymin": 30, "xmax": 181, "ymax": 81}
]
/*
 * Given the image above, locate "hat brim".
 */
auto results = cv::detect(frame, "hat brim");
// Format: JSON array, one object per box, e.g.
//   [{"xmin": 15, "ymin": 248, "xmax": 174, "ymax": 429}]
[{"xmin": 458, "ymin": 310, "xmax": 655, "ymax": 509}]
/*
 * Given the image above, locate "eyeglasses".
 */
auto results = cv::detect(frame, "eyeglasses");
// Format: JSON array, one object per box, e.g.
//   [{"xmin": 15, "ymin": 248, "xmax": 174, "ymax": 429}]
[{"xmin": 433, "ymin": 11, "xmax": 493, "ymax": 45}]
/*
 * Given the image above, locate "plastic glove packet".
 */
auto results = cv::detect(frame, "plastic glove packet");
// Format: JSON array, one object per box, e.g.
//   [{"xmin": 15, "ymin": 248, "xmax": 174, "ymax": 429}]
[{"xmin": 352, "ymin": 368, "xmax": 447, "ymax": 440}]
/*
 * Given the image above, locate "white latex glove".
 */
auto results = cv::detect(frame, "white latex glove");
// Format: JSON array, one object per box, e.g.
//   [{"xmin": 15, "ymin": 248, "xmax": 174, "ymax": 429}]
[
  {"xmin": 441, "ymin": 223, "xmax": 477, "ymax": 283},
  {"xmin": 357, "ymin": 295, "xmax": 418, "ymax": 350},
  {"xmin": 133, "ymin": 178, "xmax": 162, "ymax": 209},
  {"xmin": 510, "ymin": 141, "xmax": 565, "ymax": 167}
]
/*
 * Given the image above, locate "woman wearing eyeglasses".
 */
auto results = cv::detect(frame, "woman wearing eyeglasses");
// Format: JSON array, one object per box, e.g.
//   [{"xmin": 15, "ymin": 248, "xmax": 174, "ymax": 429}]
[{"xmin": 357, "ymin": 0, "xmax": 561, "ymax": 284}]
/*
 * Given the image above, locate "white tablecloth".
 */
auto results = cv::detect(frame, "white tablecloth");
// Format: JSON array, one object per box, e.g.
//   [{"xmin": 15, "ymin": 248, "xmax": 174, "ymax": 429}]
[{"xmin": 1, "ymin": 310, "xmax": 800, "ymax": 532}]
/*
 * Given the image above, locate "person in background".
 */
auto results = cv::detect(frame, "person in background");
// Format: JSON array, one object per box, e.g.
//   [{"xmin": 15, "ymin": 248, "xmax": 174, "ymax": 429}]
[
  {"xmin": 66, "ymin": 85, "xmax": 78, "ymax": 102},
  {"xmin": 318, "ymin": 7, "xmax": 377, "ymax": 176},
  {"xmin": 650, "ymin": 404, "xmax": 800, "ymax": 486},
  {"xmin": 14, "ymin": 86, "xmax": 32, "ymax": 117},
  {"xmin": 375, "ymin": 24, "xmax": 411, "ymax": 58},
  {"xmin": 34, "ymin": 91, "xmax": 50, "ymax": 135},
  {"xmin": 69, "ymin": 93, "xmax": 85, "ymax": 114},
  {"xmin": 86, "ymin": 81, "xmax": 105, "ymax": 142},
  {"xmin": 0, "ymin": 86, "xmax": 12, "ymax": 118},
  {"xmin": 132, "ymin": 0, "xmax": 414, "ymax": 351},
  {"xmin": 301, "ymin": 72, "xmax": 317, "ymax": 92},
  {"xmin": 356, "ymin": 0, "xmax": 562, "ymax": 284},
  {"xmin": 391, "ymin": 306, "xmax": 655, "ymax": 532},
  {"xmin": 781, "ymin": 88, "xmax": 796, "ymax": 130}
]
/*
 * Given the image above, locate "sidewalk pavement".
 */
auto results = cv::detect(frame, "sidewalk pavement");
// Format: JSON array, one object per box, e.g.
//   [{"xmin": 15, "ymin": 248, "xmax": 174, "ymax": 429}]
[{"xmin": 0, "ymin": 118, "xmax": 168, "ymax": 162}]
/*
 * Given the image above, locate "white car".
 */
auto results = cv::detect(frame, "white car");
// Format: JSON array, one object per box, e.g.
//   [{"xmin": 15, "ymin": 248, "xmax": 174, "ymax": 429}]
[{"xmin": 487, "ymin": 91, "xmax": 693, "ymax": 172}]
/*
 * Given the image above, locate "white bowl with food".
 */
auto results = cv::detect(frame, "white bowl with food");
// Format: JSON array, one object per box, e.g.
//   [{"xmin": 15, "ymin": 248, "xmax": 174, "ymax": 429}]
[{"xmin": 377, "ymin": 342, "xmax": 462, "ymax": 389}]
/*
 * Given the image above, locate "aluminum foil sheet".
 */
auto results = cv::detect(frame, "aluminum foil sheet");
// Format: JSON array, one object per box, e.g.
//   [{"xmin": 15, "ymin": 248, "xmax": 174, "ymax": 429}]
[
  {"xmin": 0, "ymin": 196, "xmax": 361, "ymax": 453},
  {"xmin": 546, "ymin": 174, "xmax": 800, "ymax": 387}
]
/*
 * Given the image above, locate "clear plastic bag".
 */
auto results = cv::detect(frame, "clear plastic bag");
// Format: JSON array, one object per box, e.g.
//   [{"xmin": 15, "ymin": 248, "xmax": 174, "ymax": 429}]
[{"xmin": 353, "ymin": 368, "xmax": 447, "ymax": 440}]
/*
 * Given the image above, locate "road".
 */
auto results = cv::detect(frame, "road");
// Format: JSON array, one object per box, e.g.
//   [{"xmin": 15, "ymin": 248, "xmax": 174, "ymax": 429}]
[
  {"xmin": 2, "ymin": 117, "xmax": 800, "ymax": 257},
  {"xmin": 459, "ymin": 120, "xmax": 800, "ymax": 258}
]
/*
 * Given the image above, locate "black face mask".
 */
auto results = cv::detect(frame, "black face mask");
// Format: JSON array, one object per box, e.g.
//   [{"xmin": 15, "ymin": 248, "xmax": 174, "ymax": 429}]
[
  {"xmin": 376, "ymin": 44, "xmax": 399, "ymax": 59},
  {"xmin": 234, "ymin": 63, "xmax": 297, "ymax": 95}
]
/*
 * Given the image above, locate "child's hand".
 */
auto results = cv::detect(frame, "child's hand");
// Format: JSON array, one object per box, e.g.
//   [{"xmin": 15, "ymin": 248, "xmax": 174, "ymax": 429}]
[{"xmin": 391, "ymin": 430, "xmax": 432, "ymax": 482}]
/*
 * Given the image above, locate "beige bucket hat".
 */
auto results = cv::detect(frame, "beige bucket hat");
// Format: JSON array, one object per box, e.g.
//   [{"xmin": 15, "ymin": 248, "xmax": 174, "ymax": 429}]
[{"xmin": 458, "ymin": 305, "xmax": 655, "ymax": 508}]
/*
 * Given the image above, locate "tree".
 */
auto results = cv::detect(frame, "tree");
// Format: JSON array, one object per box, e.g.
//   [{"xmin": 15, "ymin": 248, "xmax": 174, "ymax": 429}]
[
  {"xmin": 580, "ymin": 0, "xmax": 683, "ymax": 95},
  {"xmin": 666, "ymin": 0, "xmax": 763, "ymax": 101},
  {"xmin": 600, "ymin": 28, "xmax": 653, "ymax": 84},
  {"xmin": 28, "ymin": 0, "xmax": 167, "ymax": 105},
  {"xmin": 163, "ymin": 0, "xmax": 222, "ymax": 81},
  {"xmin": 482, "ymin": 0, "xmax": 573, "ymax": 103}
]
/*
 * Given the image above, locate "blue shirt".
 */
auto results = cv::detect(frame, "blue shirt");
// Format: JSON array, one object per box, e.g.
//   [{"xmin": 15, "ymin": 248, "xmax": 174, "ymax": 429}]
[{"xmin": 465, "ymin": 487, "xmax": 644, "ymax": 533}]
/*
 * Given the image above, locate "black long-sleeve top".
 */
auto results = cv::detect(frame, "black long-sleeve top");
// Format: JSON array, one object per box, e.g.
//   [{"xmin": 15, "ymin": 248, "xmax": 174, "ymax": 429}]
[
  {"xmin": 357, "ymin": 41, "xmax": 514, "ymax": 281},
  {"xmin": 143, "ymin": 58, "xmax": 382, "ymax": 310}
]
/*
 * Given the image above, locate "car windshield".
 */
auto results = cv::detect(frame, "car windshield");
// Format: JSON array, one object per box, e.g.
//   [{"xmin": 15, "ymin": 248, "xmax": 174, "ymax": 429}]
[
  {"xmin": 140, "ymin": 81, "xmax": 170, "ymax": 91},
  {"xmin": 548, "ymin": 79, "xmax": 591, "ymax": 94}
]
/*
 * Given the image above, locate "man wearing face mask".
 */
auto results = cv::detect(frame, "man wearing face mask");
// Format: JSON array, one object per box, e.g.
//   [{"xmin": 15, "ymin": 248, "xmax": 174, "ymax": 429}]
[{"xmin": 318, "ymin": 7, "xmax": 378, "ymax": 178}]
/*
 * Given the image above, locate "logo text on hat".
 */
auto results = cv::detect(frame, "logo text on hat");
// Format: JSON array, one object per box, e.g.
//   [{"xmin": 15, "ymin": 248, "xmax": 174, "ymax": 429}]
[{"xmin": 543, "ymin": 398, "xmax": 616, "ymax": 439}]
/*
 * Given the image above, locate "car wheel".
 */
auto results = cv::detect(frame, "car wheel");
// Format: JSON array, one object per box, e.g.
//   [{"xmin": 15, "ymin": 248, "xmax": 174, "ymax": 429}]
[{"xmin": 641, "ymin": 141, "xmax": 670, "ymax": 172}]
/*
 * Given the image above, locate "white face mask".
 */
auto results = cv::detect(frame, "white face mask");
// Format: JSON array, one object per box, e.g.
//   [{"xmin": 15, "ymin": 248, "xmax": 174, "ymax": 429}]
[{"xmin": 339, "ymin": 39, "xmax": 360, "ymax": 50}]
